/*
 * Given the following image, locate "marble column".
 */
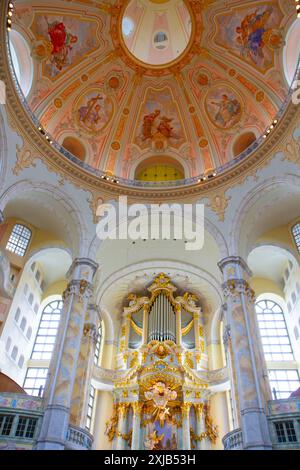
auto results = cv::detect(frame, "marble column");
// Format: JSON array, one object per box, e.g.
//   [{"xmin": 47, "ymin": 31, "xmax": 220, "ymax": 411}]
[
  {"xmin": 195, "ymin": 404, "xmax": 206, "ymax": 450},
  {"xmin": 69, "ymin": 302, "xmax": 101, "ymax": 428},
  {"xmin": 222, "ymin": 312, "xmax": 239, "ymax": 429},
  {"xmin": 115, "ymin": 404, "xmax": 128, "ymax": 450},
  {"xmin": 36, "ymin": 258, "xmax": 98, "ymax": 450},
  {"xmin": 181, "ymin": 403, "xmax": 191, "ymax": 450},
  {"xmin": 218, "ymin": 256, "xmax": 272, "ymax": 450},
  {"xmin": 131, "ymin": 402, "xmax": 142, "ymax": 450}
]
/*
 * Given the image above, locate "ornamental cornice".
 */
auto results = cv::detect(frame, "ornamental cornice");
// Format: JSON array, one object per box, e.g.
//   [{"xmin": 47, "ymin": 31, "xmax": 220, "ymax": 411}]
[{"xmin": 1, "ymin": 0, "xmax": 299, "ymax": 221}]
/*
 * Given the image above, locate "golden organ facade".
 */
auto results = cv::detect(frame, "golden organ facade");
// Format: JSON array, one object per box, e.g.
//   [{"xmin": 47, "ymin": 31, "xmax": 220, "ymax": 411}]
[{"xmin": 105, "ymin": 273, "xmax": 218, "ymax": 450}]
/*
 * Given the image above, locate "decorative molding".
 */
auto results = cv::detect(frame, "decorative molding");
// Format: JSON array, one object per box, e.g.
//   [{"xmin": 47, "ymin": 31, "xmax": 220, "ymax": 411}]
[
  {"xmin": 63, "ymin": 279, "xmax": 93, "ymax": 303},
  {"xmin": 207, "ymin": 192, "xmax": 231, "ymax": 222},
  {"xmin": 221, "ymin": 279, "xmax": 255, "ymax": 302}
]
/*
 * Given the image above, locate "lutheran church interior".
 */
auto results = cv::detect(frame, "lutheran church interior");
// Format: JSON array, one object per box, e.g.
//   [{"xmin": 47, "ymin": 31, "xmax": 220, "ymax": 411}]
[{"xmin": 0, "ymin": 0, "xmax": 300, "ymax": 451}]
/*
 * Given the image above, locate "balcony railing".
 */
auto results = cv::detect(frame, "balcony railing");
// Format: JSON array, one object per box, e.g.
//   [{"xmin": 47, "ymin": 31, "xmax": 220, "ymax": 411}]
[
  {"xmin": 65, "ymin": 425, "xmax": 94, "ymax": 450},
  {"xmin": 222, "ymin": 428, "xmax": 243, "ymax": 450}
]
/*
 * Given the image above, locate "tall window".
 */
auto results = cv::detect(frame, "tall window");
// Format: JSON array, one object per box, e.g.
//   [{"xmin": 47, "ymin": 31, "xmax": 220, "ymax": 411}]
[
  {"xmin": 255, "ymin": 299, "xmax": 300, "ymax": 399},
  {"xmin": 31, "ymin": 299, "xmax": 63, "ymax": 360},
  {"xmin": 255, "ymin": 299, "xmax": 294, "ymax": 361},
  {"xmin": 23, "ymin": 368, "xmax": 48, "ymax": 397},
  {"xmin": 292, "ymin": 223, "xmax": 300, "ymax": 253},
  {"xmin": 86, "ymin": 385, "xmax": 95, "ymax": 431},
  {"xmin": 6, "ymin": 224, "xmax": 31, "ymax": 257},
  {"xmin": 94, "ymin": 323, "xmax": 102, "ymax": 365},
  {"xmin": 23, "ymin": 299, "xmax": 63, "ymax": 397},
  {"xmin": 268, "ymin": 370, "xmax": 300, "ymax": 399}
]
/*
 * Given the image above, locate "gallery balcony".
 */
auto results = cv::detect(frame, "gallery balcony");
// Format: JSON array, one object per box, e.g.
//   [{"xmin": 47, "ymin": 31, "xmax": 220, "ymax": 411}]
[
  {"xmin": 223, "ymin": 396, "xmax": 300, "ymax": 450},
  {"xmin": 0, "ymin": 392, "xmax": 43, "ymax": 450}
]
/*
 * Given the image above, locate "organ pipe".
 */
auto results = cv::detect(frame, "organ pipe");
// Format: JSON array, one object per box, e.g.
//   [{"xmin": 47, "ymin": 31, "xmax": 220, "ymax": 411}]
[{"xmin": 147, "ymin": 292, "xmax": 176, "ymax": 343}]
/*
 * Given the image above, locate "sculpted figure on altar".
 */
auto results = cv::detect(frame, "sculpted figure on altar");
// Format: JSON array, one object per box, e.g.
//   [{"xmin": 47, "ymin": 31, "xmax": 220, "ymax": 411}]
[{"xmin": 145, "ymin": 381, "xmax": 177, "ymax": 409}]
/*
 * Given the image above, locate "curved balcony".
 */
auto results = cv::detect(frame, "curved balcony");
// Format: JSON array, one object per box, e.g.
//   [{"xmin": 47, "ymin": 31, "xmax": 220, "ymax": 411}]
[
  {"xmin": 222, "ymin": 428, "xmax": 243, "ymax": 450},
  {"xmin": 65, "ymin": 425, "xmax": 94, "ymax": 450}
]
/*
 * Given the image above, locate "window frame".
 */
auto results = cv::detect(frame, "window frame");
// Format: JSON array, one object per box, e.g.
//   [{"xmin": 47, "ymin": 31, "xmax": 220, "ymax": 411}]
[
  {"xmin": 5, "ymin": 224, "xmax": 32, "ymax": 257},
  {"xmin": 255, "ymin": 299, "xmax": 294, "ymax": 362},
  {"xmin": 30, "ymin": 299, "xmax": 63, "ymax": 361},
  {"xmin": 291, "ymin": 222, "xmax": 300, "ymax": 254}
]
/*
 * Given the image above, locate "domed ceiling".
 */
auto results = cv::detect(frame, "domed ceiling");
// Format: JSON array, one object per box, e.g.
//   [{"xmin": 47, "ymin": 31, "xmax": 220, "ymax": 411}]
[{"xmin": 7, "ymin": 0, "xmax": 299, "ymax": 183}]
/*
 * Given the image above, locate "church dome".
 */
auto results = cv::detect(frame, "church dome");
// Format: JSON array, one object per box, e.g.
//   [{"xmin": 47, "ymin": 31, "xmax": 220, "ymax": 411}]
[{"xmin": 4, "ymin": 0, "xmax": 300, "ymax": 188}]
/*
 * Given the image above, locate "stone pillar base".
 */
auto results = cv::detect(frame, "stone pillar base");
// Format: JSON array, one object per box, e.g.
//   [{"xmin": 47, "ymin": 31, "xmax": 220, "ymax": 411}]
[{"xmin": 35, "ymin": 405, "xmax": 70, "ymax": 451}]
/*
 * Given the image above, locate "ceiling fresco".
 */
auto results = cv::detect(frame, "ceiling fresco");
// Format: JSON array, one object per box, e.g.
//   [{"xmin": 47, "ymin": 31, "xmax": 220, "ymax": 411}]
[{"xmin": 8, "ymin": 0, "xmax": 297, "ymax": 181}]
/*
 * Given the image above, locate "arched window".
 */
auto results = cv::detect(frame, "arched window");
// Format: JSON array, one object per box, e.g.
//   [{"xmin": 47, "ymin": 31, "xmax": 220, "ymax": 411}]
[
  {"xmin": 20, "ymin": 317, "xmax": 27, "ymax": 332},
  {"xmin": 26, "ymin": 326, "xmax": 32, "ymax": 340},
  {"xmin": 94, "ymin": 323, "xmax": 103, "ymax": 365},
  {"xmin": 18, "ymin": 355, "xmax": 24, "ymax": 369},
  {"xmin": 292, "ymin": 223, "xmax": 300, "ymax": 253},
  {"xmin": 255, "ymin": 299, "xmax": 300, "ymax": 398},
  {"xmin": 5, "ymin": 337, "xmax": 12, "ymax": 352},
  {"xmin": 9, "ymin": 30, "xmax": 33, "ymax": 98},
  {"xmin": 11, "ymin": 346, "xmax": 18, "ymax": 361},
  {"xmin": 14, "ymin": 308, "xmax": 21, "ymax": 323},
  {"xmin": 6, "ymin": 224, "xmax": 31, "ymax": 257},
  {"xmin": 122, "ymin": 16, "xmax": 134, "ymax": 37},
  {"xmin": 28, "ymin": 293, "xmax": 34, "ymax": 306},
  {"xmin": 256, "ymin": 299, "xmax": 293, "ymax": 361},
  {"xmin": 31, "ymin": 299, "xmax": 63, "ymax": 360}
]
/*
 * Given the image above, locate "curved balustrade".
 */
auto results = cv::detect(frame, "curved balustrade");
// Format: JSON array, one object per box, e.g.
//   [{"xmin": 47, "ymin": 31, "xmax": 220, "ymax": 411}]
[
  {"xmin": 65, "ymin": 425, "xmax": 94, "ymax": 450},
  {"xmin": 222, "ymin": 428, "xmax": 243, "ymax": 450},
  {"xmin": 4, "ymin": 10, "xmax": 300, "ymax": 190}
]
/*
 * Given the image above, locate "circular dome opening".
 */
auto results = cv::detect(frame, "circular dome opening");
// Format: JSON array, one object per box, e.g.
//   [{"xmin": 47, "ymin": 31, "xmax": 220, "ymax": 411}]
[{"xmin": 121, "ymin": 0, "xmax": 193, "ymax": 67}]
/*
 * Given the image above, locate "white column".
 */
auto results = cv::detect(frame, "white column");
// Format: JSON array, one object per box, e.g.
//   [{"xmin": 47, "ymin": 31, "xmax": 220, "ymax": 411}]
[
  {"xmin": 36, "ymin": 258, "xmax": 98, "ymax": 450},
  {"xmin": 131, "ymin": 402, "xmax": 142, "ymax": 449},
  {"xmin": 115, "ymin": 404, "xmax": 128, "ymax": 450},
  {"xmin": 195, "ymin": 404, "xmax": 206, "ymax": 450},
  {"xmin": 218, "ymin": 256, "xmax": 272, "ymax": 450},
  {"xmin": 181, "ymin": 403, "xmax": 191, "ymax": 450}
]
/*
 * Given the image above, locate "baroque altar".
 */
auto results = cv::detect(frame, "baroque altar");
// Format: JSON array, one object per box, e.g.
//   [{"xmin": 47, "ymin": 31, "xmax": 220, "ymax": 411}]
[{"xmin": 105, "ymin": 274, "xmax": 218, "ymax": 450}]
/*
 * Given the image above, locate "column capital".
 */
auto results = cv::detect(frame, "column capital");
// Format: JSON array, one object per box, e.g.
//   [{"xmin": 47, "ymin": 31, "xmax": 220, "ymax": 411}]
[
  {"xmin": 118, "ymin": 402, "xmax": 129, "ymax": 417},
  {"xmin": 62, "ymin": 279, "xmax": 93, "ymax": 303},
  {"xmin": 131, "ymin": 402, "xmax": 142, "ymax": 416},
  {"xmin": 221, "ymin": 279, "xmax": 255, "ymax": 302},
  {"xmin": 181, "ymin": 402, "xmax": 192, "ymax": 416},
  {"xmin": 218, "ymin": 256, "xmax": 252, "ymax": 279},
  {"xmin": 66, "ymin": 257, "xmax": 98, "ymax": 282}
]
